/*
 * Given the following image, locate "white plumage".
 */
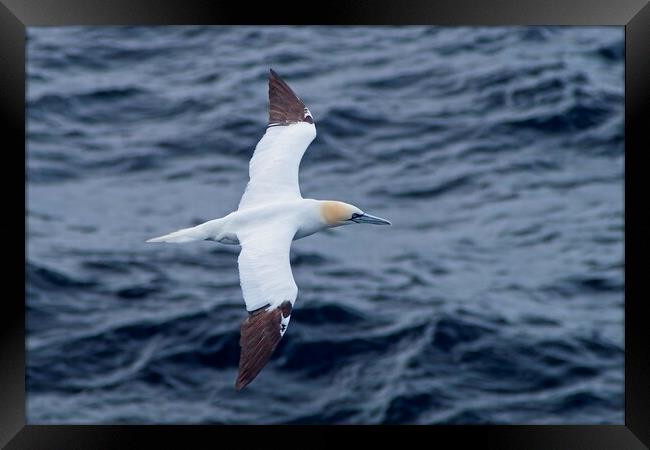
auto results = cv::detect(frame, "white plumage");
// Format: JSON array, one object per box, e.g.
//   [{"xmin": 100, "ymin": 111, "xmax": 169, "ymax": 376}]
[
  {"xmin": 237, "ymin": 222, "xmax": 298, "ymax": 312},
  {"xmin": 146, "ymin": 69, "xmax": 390, "ymax": 390},
  {"xmin": 239, "ymin": 122, "xmax": 316, "ymax": 211}
]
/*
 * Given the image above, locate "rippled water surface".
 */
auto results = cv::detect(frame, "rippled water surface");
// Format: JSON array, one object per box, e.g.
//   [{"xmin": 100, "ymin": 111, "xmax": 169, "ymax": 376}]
[{"xmin": 27, "ymin": 26, "xmax": 624, "ymax": 424}]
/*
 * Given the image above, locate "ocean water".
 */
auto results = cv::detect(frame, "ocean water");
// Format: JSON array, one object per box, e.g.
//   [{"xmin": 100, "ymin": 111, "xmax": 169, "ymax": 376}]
[{"xmin": 26, "ymin": 26, "xmax": 624, "ymax": 424}]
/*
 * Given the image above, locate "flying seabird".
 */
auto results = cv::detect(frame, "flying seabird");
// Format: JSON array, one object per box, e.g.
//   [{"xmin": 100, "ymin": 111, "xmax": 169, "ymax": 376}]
[{"xmin": 147, "ymin": 69, "xmax": 391, "ymax": 390}]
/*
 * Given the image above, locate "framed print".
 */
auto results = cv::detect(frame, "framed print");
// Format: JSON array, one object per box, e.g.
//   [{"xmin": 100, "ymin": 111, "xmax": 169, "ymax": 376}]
[{"xmin": 1, "ymin": 0, "xmax": 649, "ymax": 448}]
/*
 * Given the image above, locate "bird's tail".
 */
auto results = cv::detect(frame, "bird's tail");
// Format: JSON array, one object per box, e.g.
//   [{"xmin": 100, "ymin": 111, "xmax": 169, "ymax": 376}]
[{"xmin": 146, "ymin": 219, "xmax": 221, "ymax": 244}]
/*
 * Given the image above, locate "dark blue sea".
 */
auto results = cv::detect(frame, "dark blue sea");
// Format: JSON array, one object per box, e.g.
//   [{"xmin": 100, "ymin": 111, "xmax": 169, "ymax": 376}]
[{"xmin": 26, "ymin": 26, "xmax": 624, "ymax": 424}]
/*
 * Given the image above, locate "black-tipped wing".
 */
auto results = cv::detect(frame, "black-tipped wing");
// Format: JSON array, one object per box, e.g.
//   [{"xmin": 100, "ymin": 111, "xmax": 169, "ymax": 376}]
[
  {"xmin": 235, "ymin": 224, "xmax": 297, "ymax": 390},
  {"xmin": 238, "ymin": 70, "xmax": 317, "ymax": 210},
  {"xmin": 269, "ymin": 69, "xmax": 314, "ymax": 126},
  {"xmin": 236, "ymin": 301, "xmax": 293, "ymax": 391}
]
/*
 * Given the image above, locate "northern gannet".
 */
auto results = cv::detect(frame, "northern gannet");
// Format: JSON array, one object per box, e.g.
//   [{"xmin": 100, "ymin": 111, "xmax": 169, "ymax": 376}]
[{"xmin": 147, "ymin": 69, "xmax": 391, "ymax": 390}]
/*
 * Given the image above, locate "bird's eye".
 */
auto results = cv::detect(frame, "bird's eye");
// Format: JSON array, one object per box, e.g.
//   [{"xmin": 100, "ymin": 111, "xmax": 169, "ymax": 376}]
[{"xmin": 351, "ymin": 213, "xmax": 361, "ymax": 220}]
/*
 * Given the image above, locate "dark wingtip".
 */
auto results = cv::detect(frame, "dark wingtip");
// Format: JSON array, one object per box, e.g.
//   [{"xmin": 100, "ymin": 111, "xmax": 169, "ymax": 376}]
[
  {"xmin": 269, "ymin": 68, "xmax": 282, "ymax": 85},
  {"xmin": 235, "ymin": 369, "xmax": 256, "ymax": 391},
  {"xmin": 235, "ymin": 378, "xmax": 248, "ymax": 391},
  {"xmin": 267, "ymin": 69, "xmax": 312, "ymax": 126},
  {"xmin": 268, "ymin": 68, "xmax": 289, "ymax": 90},
  {"xmin": 234, "ymin": 301, "xmax": 293, "ymax": 392}
]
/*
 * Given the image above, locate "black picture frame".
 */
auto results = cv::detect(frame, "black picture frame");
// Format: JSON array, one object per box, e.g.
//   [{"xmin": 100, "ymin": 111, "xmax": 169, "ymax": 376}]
[{"xmin": 2, "ymin": 0, "xmax": 649, "ymax": 448}]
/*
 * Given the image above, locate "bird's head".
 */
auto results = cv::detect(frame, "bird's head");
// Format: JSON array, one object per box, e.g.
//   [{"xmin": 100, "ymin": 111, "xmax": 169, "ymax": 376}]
[{"xmin": 320, "ymin": 201, "xmax": 391, "ymax": 227}]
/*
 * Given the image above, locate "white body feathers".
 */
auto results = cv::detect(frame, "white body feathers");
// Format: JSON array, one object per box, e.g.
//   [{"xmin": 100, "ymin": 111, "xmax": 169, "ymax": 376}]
[{"xmin": 147, "ymin": 69, "xmax": 391, "ymax": 391}]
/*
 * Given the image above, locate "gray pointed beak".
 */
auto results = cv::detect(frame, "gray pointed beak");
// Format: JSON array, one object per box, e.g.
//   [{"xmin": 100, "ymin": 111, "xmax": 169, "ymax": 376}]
[{"xmin": 352, "ymin": 213, "xmax": 392, "ymax": 225}]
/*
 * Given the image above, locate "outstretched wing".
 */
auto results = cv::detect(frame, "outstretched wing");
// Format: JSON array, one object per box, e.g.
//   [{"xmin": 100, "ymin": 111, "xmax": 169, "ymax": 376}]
[
  {"xmin": 235, "ymin": 224, "xmax": 297, "ymax": 390},
  {"xmin": 238, "ymin": 70, "xmax": 316, "ymax": 211},
  {"xmin": 236, "ymin": 300, "xmax": 293, "ymax": 391}
]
